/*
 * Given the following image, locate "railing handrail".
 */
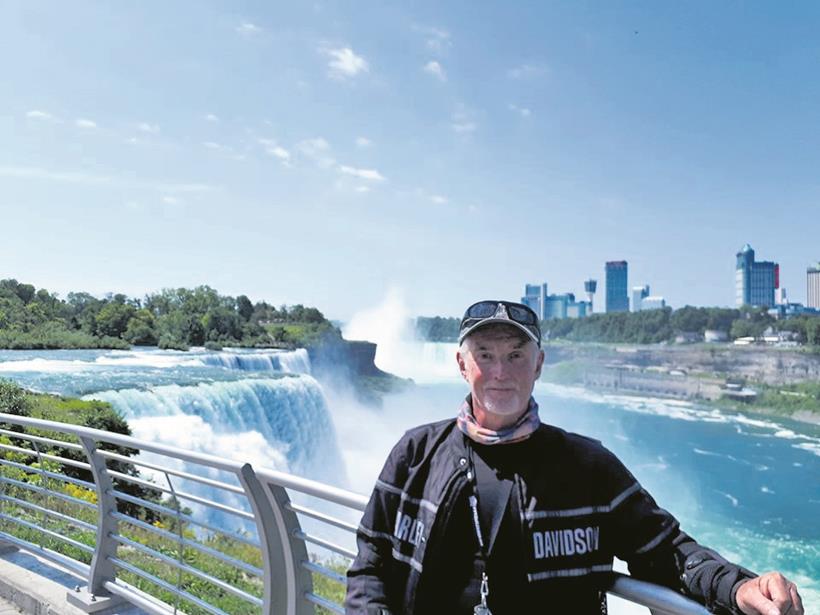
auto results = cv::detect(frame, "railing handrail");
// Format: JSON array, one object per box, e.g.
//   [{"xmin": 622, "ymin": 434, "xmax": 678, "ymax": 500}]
[{"xmin": 0, "ymin": 412, "xmax": 711, "ymax": 615}]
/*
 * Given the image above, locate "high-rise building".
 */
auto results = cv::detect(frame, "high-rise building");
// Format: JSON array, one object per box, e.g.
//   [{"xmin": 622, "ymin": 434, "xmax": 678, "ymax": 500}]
[
  {"xmin": 808, "ymin": 264, "xmax": 820, "ymax": 309},
  {"xmin": 735, "ymin": 244, "xmax": 778, "ymax": 308},
  {"xmin": 522, "ymin": 283, "xmax": 548, "ymax": 320},
  {"xmin": 605, "ymin": 261, "xmax": 629, "ymax": 313},
  {"xmin": 522, "ymin": 284, "xmax": 589, "ymax": 320},
  {"xmin": 544, "ymin": 293, "xmax": 589, "ymax": 319},
  {"xmin": 584, "ymin": 279, "xmax": 597, "ymax": 313},
  {"xmin": 632, "ymin": 285, "xmax": 650, "ymax": 312}
]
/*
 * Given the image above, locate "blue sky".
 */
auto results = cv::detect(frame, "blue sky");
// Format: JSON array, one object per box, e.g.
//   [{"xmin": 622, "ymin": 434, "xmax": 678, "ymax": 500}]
[{"xmin": 2, "ymin": 1, "xmax": 819, "ymax": 320}]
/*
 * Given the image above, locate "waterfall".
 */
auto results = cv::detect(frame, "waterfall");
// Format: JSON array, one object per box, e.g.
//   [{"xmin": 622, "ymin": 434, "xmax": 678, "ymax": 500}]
[
  {"xmin": 201, "ymin": 348, "xmax": 312, "ymax": 374},
  {"xmin": 85, "ymin": 374, "xmax": 343, "ymax": 485}
]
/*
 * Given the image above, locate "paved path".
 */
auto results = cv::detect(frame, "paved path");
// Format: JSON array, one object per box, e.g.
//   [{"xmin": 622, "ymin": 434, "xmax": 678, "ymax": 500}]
[{"xmin": 0, "ymin": 546, "xmax": 146, "ymax": 614}]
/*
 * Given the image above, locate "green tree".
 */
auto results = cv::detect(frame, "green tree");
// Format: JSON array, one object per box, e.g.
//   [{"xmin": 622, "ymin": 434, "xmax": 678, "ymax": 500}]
[
  {"xmin": 123, "ymin": 310, "xmax": 158, "ymax": 345},
  {"xmin": 95, "ymin": 302, "xmax": 136, "ymax": 338}
]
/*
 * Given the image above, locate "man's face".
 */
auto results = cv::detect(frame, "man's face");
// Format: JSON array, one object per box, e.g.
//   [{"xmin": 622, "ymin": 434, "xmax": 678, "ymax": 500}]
[{"xmin": 457, "ymin": 327, "xmax": 544, "ymax": 426}]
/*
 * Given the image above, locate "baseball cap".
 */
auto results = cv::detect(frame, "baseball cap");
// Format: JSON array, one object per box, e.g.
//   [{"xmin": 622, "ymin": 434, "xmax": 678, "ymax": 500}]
[{"xmin": 458, "ymin": 300, "xmax": 541, "ymax": 347}]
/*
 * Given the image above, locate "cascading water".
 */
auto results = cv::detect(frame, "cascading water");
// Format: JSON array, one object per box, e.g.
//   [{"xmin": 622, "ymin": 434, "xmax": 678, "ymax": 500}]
[
  {"xmin": 200, "ymin": 348, "xmax": 312, "ymax": 375},
  {"xmin": 87, "ymin": 374, "xmax": 343, "ymax": 485}
]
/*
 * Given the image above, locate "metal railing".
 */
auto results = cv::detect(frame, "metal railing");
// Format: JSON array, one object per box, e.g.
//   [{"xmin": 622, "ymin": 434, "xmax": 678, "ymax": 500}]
[{"xmin": 0, "ymin": 412, "xmax": 708, "ymax": 615}]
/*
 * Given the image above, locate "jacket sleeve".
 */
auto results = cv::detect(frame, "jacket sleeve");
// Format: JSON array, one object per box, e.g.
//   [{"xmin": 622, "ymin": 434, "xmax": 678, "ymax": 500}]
[
  {"xmin": 344, "ymin": 435, "xmax": 410, "ymax": 614},
  {"xmin": 602, "ymin": 450, "xmax": 757, "ymax": 614}
]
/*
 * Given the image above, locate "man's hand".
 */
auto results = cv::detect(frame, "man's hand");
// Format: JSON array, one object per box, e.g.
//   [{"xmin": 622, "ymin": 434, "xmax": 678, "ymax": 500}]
[{"xmin": 736, "ymin": 572, "xmax": 804, "ymax": 615}]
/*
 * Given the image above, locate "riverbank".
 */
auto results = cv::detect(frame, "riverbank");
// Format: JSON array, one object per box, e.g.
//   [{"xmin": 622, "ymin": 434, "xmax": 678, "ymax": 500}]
[{"xmin": 541, "ymin": 342, "xmax": 820, "ymax": 426}]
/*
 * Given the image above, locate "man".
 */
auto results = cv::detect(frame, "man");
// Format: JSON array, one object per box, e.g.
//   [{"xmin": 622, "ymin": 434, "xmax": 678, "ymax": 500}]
[{"xmin": 346, "ymin": 300, "xmax": 804, "ymax": 614}]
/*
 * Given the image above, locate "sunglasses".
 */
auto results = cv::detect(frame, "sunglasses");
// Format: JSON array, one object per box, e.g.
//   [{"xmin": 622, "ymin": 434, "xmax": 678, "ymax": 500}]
[
  {"xmin": 462, "ymin": 300, "xmax": 539, "ymax": 325},
  {"xmin": 459, "ymin": 300, "xmax": 541, "ymax": 345}
]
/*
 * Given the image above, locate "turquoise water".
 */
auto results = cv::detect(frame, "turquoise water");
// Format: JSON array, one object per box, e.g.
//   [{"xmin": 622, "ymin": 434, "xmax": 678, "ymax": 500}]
[{"xmin": 0, "ymin": 346, "xmax": 817, "ymax": 608}]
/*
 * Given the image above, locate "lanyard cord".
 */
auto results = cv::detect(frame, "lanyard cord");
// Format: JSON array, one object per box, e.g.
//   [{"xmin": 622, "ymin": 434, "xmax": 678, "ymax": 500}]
[{"xmin": 466, "ymin": 442, "xmax": 488, "ymax": 559}]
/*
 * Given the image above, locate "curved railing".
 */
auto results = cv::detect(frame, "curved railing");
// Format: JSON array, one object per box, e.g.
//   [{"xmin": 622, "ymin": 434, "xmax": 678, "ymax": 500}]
[{"xmin": 0, "ymin": 412, "xmax": 708, "ymax": 615}]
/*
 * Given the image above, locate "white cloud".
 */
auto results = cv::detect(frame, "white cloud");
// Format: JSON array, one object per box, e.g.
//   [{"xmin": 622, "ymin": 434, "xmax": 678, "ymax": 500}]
[
  {"xmin": 297, "ymin": 137, "xmax": 335, "ymax": 167},
  {"xmin": 423, "ymin": 61, "xmax": 446, "ymax": 82},
  {"xmin": 0, "ymin": 165, "xmax": 214, "ymax": 194},
  {"xmin": 509, "ymin": 104, "xmax": 532, "ymax": 118},
  {"xmin": 355, "ymin": 136, "xmax": 372, "ymax": 148},
  {"xmin": 415, "ymin": 25, "xmax": 452, "ymax": 53},
  {"xmin": 257, "ymin": 138, "xmax": 290, "ymax": 163},
  {"xmin": 451, "ymin": 105, "xmax": 477, "ymax": 134},
  {"xmin": 161, "ymin": 196, "xmax": 180, "ymax": 205},
  {"xmin": 431, "ymin": 194, "xmax": 448, "ymax": 205},
  {"xmin": 203, "ymin": 141, "xmax": 222, "ymax": 150},
  {"xmin": 205, "ymin": 113, "xmax": 219, "ymax": 122},
  {"xmin": 236, "ymin": 22, "xmax": 261, "ymax": 35},
  {"xmin": 25, "ymin": 110, "xmax": 56, "ymax": 121},
  {"xmin": 138, "ymin": 122, "xmax": 160, "ymax": 134},
  {"xmin": 324, "ymin": 47, "xmax": 369, "ymax": 79},
  {"xmin": 355, "ymin": 186, "xmax": 371, "ymax": 193},
  {"xmin": 270, "ymin": 146, "xmax": 290, "ymax": 161},
  {"xmin": 507, "ymin": 63, "xmax": 548, "ymax": 80},
  {"xmin": 339, "ymin": 165, "xmax": 386, "ymax": 182},
  {"xmin": 75, "ymin": 118, "xmax": 97, "ymax": 129}
]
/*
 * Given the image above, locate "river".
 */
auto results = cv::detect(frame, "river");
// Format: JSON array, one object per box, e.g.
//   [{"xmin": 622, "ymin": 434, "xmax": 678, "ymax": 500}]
[{"xmin": 0, "ymin": 344, "xmax": 817, "ymax": 611}]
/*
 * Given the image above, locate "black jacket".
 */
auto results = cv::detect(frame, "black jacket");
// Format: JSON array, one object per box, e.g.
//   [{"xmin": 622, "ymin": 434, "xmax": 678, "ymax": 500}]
[{"xmin": 345, "ymin": 418, "xmax": 756, "ymax": 614}]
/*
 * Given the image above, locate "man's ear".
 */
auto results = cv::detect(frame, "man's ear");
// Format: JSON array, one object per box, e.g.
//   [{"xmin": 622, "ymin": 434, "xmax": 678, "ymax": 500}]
[
  {"xmin": 456, "ymin": 349, "xmax": 468, "ymax": 380},
  {"xmin": 534, "ymin": 348, "xmax": 545, "ymax": 379}
]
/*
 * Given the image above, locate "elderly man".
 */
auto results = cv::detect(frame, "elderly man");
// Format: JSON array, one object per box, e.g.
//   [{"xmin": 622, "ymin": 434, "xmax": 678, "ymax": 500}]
[{"xmin": 346, "ymin": 300, "xmax": 804, "ymax": 615}]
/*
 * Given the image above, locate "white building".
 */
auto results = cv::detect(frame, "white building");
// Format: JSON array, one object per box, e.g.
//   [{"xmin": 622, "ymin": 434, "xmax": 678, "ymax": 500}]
[
  {"xmin": 808, "ymin": 264, "xmax": 820, "ymax": 309},
  {"xmin": 641, "ymin": 296, "xmax": 667, "ymax": 311},
  {"xmin": 632, "ymin": 285, "xmax": 650, "ymax": 312}
]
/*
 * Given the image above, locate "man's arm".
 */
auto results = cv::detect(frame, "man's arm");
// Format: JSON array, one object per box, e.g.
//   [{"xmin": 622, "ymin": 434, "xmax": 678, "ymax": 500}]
[
  {"xmin": 600, "ymin": 449, "xmax": 804, "ymax": 614},
  {"xmin": 345, "ymin": 436, "xmax": 412, "ymax": 614}
]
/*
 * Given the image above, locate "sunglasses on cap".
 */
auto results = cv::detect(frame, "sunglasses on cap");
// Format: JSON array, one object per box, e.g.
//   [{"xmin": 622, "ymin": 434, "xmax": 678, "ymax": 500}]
[{"xmin": 458, "ymin": 300, "xmax": 541, "ymax": 346}]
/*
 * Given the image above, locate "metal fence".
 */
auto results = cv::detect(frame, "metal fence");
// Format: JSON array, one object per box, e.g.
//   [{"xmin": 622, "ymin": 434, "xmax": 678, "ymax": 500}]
[{"xmin": 0, "ymin": 412, "xmax": 707, "ymax": 615}]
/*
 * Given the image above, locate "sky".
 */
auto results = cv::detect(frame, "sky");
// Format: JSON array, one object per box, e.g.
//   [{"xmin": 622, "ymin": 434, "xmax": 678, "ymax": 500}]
[{"xmin": 2, "ymin": 1, "xmax": 820, "ymax": 321}]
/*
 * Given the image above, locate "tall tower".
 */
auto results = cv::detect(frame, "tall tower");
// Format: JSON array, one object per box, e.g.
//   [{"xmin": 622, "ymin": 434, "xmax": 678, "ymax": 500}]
[
  {"xmin": 605, "ymin": 261, "xmax": 629, "ymax": 313},
  {"xmin": 808, "ymin": 263, "xmax": 820, "ymax": 309},
  {"xmin": 736, "ymin": 244, "xmax": 777, "ymax": 308},
  {"xmin": 584, "ymin": 279, "xmax": 597, "ymax": 313}
]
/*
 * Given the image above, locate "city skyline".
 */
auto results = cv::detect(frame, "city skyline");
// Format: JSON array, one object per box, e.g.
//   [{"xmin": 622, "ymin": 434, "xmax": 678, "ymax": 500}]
[{"xmin": 2, "ymin": 3, "xmax": 820, "ymax": 320}]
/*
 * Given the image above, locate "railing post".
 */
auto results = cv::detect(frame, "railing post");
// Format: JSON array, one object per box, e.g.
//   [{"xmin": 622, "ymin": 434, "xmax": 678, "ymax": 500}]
[
  {"xmin": 239, "ymin": 463, "xmax": 314, "ymax": 615},
  {"xmin": 66, "ymin": 436, "xmax": 125, "ymax": 613}
]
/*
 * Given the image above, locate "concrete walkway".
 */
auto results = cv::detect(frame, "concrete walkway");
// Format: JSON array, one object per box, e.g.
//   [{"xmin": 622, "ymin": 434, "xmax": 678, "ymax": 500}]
[{"xmin": 0, "ymin": 548, "xmax": 147, "ymax": 615}]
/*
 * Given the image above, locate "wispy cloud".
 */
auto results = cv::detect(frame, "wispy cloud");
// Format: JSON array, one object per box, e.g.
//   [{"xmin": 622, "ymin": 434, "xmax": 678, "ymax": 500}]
[
  {"xmin": 161, "ymin": 196, "xmax": 180, "ymax": 205},
  {"xmin": 339, "ymin": 165, "xmax": 386, "ymax": 182},
  {"xmin": 297, "ymin": 137, "xmax": 336, "ymax": 167},
  {"xmin": 415, "ymin": 25, "xmax": 452, "ymax": 53},
  {"xmin": 423, "ymin": 61, "xmax": 447, "ymax": 82},
  {"xmin": 355, "ymin": 186, "xmax": 371, "ymax": 193},
  {"xmin": 138, "ymin": 122, "xmax": 160, "ymax": 134},
  {"xmin": 323, "ymin": 47, "xmax": 369, "ymax": 79},
  {"xmin": 508, "ymin": 104, "xmax": 532, "ymax": 118},
  {"xmin": 507, "ymin": 63, "xmax": 548, "ymax": 80},
  {"xmin": 431, "ymin": 194, "xmax": 448, "ymax": 205},
  {"xmin": 236, "ymin": 22, "xmax": 262, "ymax": 35},
  {"xmin": 451, "ymin": 106, "xmax": 477, "ymax": 134},
  {"xmin": 75, "ymin": 118, "xmax": 97, "ymax": 129},
  {"xmin": 258, "ymin": 138, "xmax": 291, "ymax": 164},
  {"xmin": 0, "ymin": 165, "xmax": 214, "ymax": 194},
  {"xmin": 205, "ymin": 113, "xmax": 219, "ymax": 123},
  {"xmin": 203, "ymin": 141, "xmax": 223, "ymax": 150},
  {"xmin": 25, "ymin": 110, "xmax": 57, "ymax": 121},
  {"xmin": 355, "ymin": 136, "xmax": 372, "ymax": 148}
]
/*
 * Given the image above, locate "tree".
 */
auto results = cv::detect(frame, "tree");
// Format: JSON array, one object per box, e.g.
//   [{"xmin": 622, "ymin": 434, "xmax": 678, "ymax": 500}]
[
  {"xmin": 123, "ymin": 310, "xmax": 158, "ymax": 346},
  {"xmin": 95, "ymin": 302, "xmax": 136, "ymax": 339},
  {"xmin": 236, "ymin": 295, "xmax": 254, "ymax": 322}
]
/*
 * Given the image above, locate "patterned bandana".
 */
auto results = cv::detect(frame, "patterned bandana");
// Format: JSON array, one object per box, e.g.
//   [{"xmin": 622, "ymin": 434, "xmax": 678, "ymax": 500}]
[{"xmin": 456, "ymin": 396, "xmax": 541, "ymax": 445}]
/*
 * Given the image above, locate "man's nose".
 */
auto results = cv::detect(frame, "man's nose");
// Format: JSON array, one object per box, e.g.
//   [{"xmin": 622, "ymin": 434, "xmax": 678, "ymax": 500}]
[{"xmin": 488, "ymin": 359, "xmax": 508, "ymax": 378}]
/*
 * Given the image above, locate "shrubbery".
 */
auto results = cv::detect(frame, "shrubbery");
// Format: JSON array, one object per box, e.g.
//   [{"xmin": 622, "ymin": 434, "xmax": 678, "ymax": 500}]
[{"xmin": 0, "ymin": 278, "xmax": 337, "ymax": 350}]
